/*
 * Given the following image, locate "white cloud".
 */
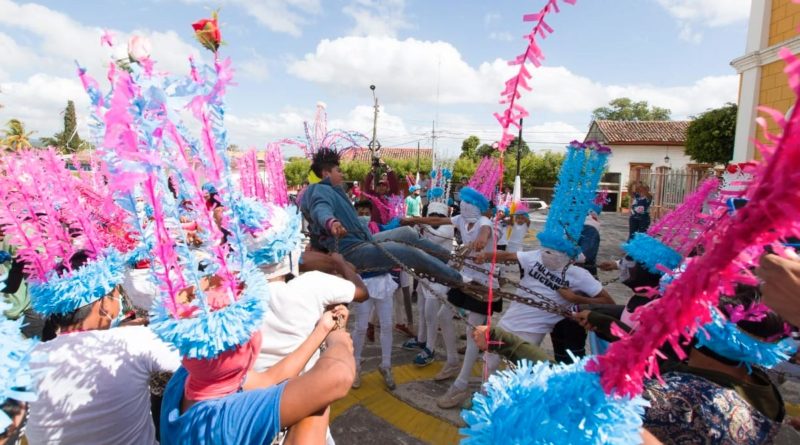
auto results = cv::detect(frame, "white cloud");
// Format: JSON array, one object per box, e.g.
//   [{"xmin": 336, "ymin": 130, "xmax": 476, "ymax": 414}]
[
  {"xmin": 484, "ymin": 12, "xmax": 501, "ymax": 26},
  {"xmin": 343, "ymin": 0, "xmax": 410, "ymax": 38},
  {"xmin": 655, "ymin": 0, "xmax": 750, "ymax": 44},
  {"xmin": 489, "ymin": 32, "xmax": 513, "ymax": 42},
  {"xmin": 234, "ymin": 0, "xmax": 321, "ymax": 37},
  {"xmin": 0, "ymin": 0, "xmax": 202, "ymax": 137},
  {"xmin": 655, "ymin": 0, "xmax": 750, "ymax": 27},
  {"xmin": 288, "ymin": 36, "xmax": 738, "ymax": 118},
  {"xmin": 0, "ymin": 74, "xmax": 89, "ymax": 138},
  {"xmin": 238, "ymin": 51, "xmax": 270, "ymax": 81}
]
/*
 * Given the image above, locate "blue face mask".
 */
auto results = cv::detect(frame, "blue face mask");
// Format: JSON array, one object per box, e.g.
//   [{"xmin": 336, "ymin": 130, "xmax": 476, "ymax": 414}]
[{"xmin": 358, "ymin": 215, "xmax": 371, "ymax": 225}]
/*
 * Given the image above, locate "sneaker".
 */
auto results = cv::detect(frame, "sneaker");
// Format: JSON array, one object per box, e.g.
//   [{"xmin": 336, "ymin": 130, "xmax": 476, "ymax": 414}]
[
  {"xmin": 366, "ymin": 323, "xmax": 375, "ymax": 343},
  {"xmin": 394, "ymin": 324, "xmax": 415, "ymax": 338},
  {"xmin": 436, "ymin": 385, "xmax": 471, "ymax": 409},
  {"xmin": 379, "ymin": 366, "xmax": 396, "ymax": 390},
  {"xmin": 414, "ymin": 347, "xmax": 435, "ymax": 367},
  {"xmin": 402, "ymin": 339, "xmax": 426, "ymax": 351},
  {"xmin": 433, "ymin": 361, "xmax": 461, "ymax": 381},
  {"xmin": 352, "ymin": 371, "xmax": 361, "ymax": 389}
]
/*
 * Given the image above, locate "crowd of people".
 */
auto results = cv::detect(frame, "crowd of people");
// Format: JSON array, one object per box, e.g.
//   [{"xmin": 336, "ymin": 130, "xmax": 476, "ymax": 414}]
[{"xmin": 2, "ymin": 13, "xmax": 800, "ymax": 445}]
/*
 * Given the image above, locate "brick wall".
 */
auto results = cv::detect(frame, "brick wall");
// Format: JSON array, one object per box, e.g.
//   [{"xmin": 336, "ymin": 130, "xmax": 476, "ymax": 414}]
[{"xmin": 768, "ymin": 0, "xmax": 800, "ymax": 46}]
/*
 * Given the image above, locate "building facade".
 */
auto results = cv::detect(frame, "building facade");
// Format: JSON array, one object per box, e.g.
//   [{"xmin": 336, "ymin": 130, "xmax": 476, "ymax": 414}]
[{"xmin": 732, "ymin": 0, "xmax": 800, "ymax": 161}]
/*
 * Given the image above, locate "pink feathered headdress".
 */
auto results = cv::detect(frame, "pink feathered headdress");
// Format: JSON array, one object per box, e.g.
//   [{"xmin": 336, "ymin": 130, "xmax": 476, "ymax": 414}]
[{"xmin": 469, "ymin": 156, "xmax": 501, "ymax": 201}]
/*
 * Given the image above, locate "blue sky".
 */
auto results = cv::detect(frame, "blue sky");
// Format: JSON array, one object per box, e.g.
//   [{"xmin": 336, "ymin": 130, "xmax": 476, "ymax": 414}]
[{"xmin": 0, "ymin": 0, "xmax": 751, "ymax": 156}]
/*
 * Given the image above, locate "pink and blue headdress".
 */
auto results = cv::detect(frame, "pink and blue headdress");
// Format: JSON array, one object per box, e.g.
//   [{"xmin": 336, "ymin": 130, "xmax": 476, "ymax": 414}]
[
  {"xmin": 85, "ymin": 22, "xmax": 271, "ymax": 359},
  {"xmin": 426, "ymin": 160, "xmax": 453, "ymax": 216},
  {"xmin": 0, "ymin": 301, "xmax": 40, "ymax": 434},
  {"xmin": 460, "ymin": 156, "xmax": 501, "ymax": 213},
  {"xmin": 234, "ymin": 144, "xmax": 303, "ymax": 269},
  {"xmin": 622, "ymin": 176, "xmax": 719, "ymax": 274},
  {"xmin": 537, "ymin": 141, "xmax": 611, "ymax": 258},
  {"xmin": 0, "ymin": 150, "xmax": 131, "ymax": 317}
]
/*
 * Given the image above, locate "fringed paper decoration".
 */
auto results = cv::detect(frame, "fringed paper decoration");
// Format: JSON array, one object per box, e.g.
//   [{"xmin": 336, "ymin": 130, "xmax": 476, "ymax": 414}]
[
  {"xmin": 623, "ymin": 176, "xmax": 720, "ymax": 275},
  {"xmin": 0, "ymin": 149, "xmax": 132, "ymax": 316},
  {"xmin": 276, "ymin": 102, "xmax": 369, "ymax": 160},
  {"xmin": 0, "ymin": 301, "xmax": 41, "ymax": 433},
  {"xmin": 589, "ymin": 47, "xmax": 800, "ymax": 397},
  {"xmin": 86, "ymin": 16, "xmax": 274, "ymax": 359},
  {"xmin": 461, "ymin": 358, "xmax": 647, "ymax": 445},
  {"xmin": 264, "ymin": 143, "xmax": 290, "ymax": 207},
  {"xmin": 492, "ymin": 0, "xmax": 577, "ymax": 152},
  {"xmin": 537, "ymin": 141, "xmax": 610, "ymax": 258},
  {"xmin": 695, "ymin": 305, "xmax": 797, "ymax": 372}
]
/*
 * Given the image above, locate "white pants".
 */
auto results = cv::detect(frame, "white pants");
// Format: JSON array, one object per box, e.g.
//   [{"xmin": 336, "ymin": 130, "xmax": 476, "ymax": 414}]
[{"xmin": 353, "ymin": 296, "xmax": 393, "ymax": 370}]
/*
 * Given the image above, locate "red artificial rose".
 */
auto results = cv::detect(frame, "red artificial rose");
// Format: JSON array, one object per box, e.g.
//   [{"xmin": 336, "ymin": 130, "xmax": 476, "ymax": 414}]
[{"xmin": 192, "ymin": 12, "xmax": 221, "ymax": 52}]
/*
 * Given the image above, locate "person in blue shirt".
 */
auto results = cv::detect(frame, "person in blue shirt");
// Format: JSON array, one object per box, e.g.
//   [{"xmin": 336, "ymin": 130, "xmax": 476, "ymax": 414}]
[
  {"xmin": 300, "ymin": 148, "xmax": 464, "ymax": 286},
  {"xmin": 160, "ymin": 302, "xmax": 355, "ymax": 445},
  {"xmin": 628, "ymin": 182, "xmax": 652, "ymax": 240}
]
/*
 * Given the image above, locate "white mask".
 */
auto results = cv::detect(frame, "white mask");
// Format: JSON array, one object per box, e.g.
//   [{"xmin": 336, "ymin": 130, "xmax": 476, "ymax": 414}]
[
  {"xmin": 460, "ymin": 202, "xmax": 481, "ymax": 223},
  {"xmin": 541, "ymin": 249, "xmax": 570, "ymax": 272},
  {"xmin": 358, "ymin": 215, "xmax": 371, "ymax": 225}
]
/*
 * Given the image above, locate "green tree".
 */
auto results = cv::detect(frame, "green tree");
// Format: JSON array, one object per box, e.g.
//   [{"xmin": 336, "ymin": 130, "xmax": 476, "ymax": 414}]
[
  {"xmin": 685, "ymin": 103, "xmax": 737, "ymax": 165},
  {"xmin": 592, "ymin": 97, "xmax": 671, "ymax": 121},
  {"xmin": 475, "ymin": 143, "xmax": 495, "ymax": 158},
  {"xmin": 504, "ymin": 136, "xmax": 530, "ymax": 160},
  {"xmin": 460, "ymin": 135, "xmax": 480, "ymax": 160},
  {"xmin": 339, "ymin": 160, "xmax": 371, "ymax": 183},
  {"xmin": 45, "ymin": 101, "xmax": 86, "ymax": 153},
  {"xmin": 283, "ymin": 157, "xmax": 311, "ymax": 187},
  {"xmin": 452, "ymin": 157, "xmax": 477, "ymax": 183},
  {"xmin": 3, "ymin": 119, "xmax": 35, "ymax": 151}
]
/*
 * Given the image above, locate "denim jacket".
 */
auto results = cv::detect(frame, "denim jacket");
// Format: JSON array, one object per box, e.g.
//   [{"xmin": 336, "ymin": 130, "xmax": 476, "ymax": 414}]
[{"xmin": 300, "ymin": 178, "xmax": 373, "ymax": 252}]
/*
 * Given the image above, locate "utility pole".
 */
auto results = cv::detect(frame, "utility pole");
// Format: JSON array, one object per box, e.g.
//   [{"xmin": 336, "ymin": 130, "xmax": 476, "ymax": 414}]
[{"xmin": 368, "ymin": 85, "xmax": 382, "ymax": 190}]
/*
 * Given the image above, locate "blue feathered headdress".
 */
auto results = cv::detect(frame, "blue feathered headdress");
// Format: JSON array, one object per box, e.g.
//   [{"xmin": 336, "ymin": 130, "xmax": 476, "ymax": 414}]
[
  {"xmin": 622, "ymin": 232, "xmax": 682, "ymax": 275},
  {"xmin": 149, "ymin": 260, "xmax": 269, "ymax": 359},
  {"xmin": 0, "ymin": 302, "xmax": 40, "ymax": 433},
  {"xmin": 695, "ymin": 305, "xmax": 797, "ymax": 372},
  {"xmin": 461, "ymin": 358, "xmax": 647, "ymax": 445},
  {"xmin": 29, "ymin": 248, "xmax": 127, "ymax": 317},
  {"xmin": 537, "ymin": 141, "xmax": 611, "ymax": 258},
  {"xmin": 244, "ymin": 204, "xmax": 304, "ymax": 267},
  {"xmin": 459, "ymin": 186, "xmax": 490, "ymax": 213}
]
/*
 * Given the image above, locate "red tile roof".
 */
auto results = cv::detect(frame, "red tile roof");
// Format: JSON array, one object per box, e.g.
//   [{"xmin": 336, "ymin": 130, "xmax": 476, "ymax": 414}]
[
  {"xmin": 588, "ymin": 120, "xmax": 690, "ymax": 146},
  {"xmin": 340, "ymin": 147, "xmax": 433, "ymax": 162}
]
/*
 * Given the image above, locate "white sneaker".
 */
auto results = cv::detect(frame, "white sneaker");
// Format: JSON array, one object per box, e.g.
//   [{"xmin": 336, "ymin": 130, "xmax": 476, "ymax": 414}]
[
  {"xmin": 379, "ymin": 366, "xmax": 396, "ymax": 390},
  {"xmin": 352, "ymin": 370, "xmax": 362, "ymax": 389},
  {"xmin": 433, "ymin": 362, "xmax": 461, "ymax": 381},
  {"xmin": 436, "ymin": 385, "xmax": 471, "ymax": 409}
]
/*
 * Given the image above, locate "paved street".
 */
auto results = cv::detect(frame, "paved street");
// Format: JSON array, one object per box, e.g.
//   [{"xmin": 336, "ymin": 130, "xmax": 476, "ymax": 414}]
[{"xmin": 331, "ymin": 212, "xmax": 800, "ymax": 444}]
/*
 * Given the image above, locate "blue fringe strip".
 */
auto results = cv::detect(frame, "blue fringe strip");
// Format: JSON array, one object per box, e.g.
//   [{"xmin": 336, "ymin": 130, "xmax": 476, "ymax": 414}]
[
  {"xmin": 30, "ymin": 248, "xmax": 127, "ymax": 316},
  {"xmin": 461, "ymin": 358, "xmax": 647, "ymax": 445},
  {"xmin": 148, "ymin": 260, "xmax": 270, "ymax": 360},
  {"xmin": 696, "ymin": 306, "xmax": 798, "ymax": 371},
  {"xmin": 248, "ymin": 206, "xmax": 304, "ymax": 267},
  {"xmin": 622, "ymin": 233, "xmax": 682, "ymax": 275},
  {"xmin": 459, "ymin": 186, "xmax": 489, "ymax": 213},
  {"xmin": 0, "ymin": 301, "xmax": 40, "ymax": 433},
  {"xmin": 538, "ymin": 143, "xmax": 610, "ymax": 258}
]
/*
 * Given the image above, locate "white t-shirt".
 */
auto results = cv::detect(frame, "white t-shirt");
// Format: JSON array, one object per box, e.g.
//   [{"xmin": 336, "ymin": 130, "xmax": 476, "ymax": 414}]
[
  {"xmin": 254, "ymin": 271, "xmax": 355, "ymax": 372},
  {"xmin": 451, "ymin": 215, "xmax": 497, "ymax": 287},
  {"xmin": 27, "ymin": 326, "xmax": 181, "ymax": 445},
  {"xmin": 420, "ymin": 224, "xmax": 455, "ymax": 298},
  {"xmin": 506, "ymin": 223, "xmax": 529, "ymax": 253},
  {"xmin": 499, "ymin": 250, "xmax": 603, "ymax": 335}
]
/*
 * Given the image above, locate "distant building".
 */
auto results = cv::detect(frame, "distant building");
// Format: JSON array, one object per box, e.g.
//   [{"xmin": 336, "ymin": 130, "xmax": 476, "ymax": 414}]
[
  {"xmin": 339, "ymin": 147, "xmax": 433, "ymax": 163},
  {"xmin": 584, "ymin": 120, "xmax": 711, "ymax": 211},
  {"xmin": 731, "ymin": 0, "xmax": 800, "ymax": 161}
]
